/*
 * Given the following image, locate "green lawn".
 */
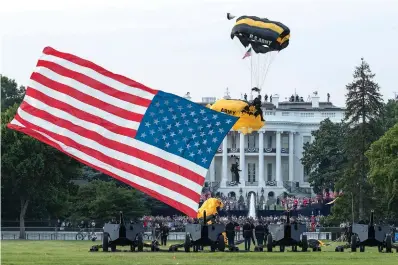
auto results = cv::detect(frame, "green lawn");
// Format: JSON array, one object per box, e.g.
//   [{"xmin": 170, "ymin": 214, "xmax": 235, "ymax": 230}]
[{"xmin": 1, "ymin": 240, "xmax": 397, "ymax": 265}]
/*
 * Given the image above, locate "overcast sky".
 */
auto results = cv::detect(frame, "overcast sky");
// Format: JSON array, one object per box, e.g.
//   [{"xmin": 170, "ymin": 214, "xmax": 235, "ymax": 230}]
[{"xmin": 1, "ymin": 0, "xmax": 397, "ymax": 107}]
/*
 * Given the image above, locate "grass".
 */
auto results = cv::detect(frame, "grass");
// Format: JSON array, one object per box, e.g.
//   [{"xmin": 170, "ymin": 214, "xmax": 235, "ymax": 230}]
[{"xmin": 1, "ymin": 240, "xmax": 397, "ymax": 265}]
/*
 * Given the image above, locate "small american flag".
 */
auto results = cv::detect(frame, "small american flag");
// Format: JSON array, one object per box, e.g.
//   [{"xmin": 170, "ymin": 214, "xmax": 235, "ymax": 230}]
[
  {"xmin": 7, "ymin": 47, "xmax": 238, "ymax": 217},
  {"xmin": 242, "ymin": 47, "xmax": 252, "ymax": 59}
]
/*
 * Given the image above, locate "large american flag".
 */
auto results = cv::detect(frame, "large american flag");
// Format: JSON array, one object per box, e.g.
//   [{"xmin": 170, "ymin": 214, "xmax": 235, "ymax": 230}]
[{"xmin": 7, "ymin": 47, "xmax": 238, "ymax": 218}]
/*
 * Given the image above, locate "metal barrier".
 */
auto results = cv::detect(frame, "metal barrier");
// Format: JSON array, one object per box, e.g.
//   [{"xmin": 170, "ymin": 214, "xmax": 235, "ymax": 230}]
[{"xmin": 1, "ymin": 231, "xmax": 333, "ymax": 241}]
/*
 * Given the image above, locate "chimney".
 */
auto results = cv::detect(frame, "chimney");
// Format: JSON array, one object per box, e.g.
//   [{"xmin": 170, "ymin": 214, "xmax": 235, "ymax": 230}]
[
  {"xmin": 271, "ymin": 94, "xmax": 279, "ymax": 108},
  {"xmin": 311, "ymin": 91, "xmax": 319, "ymax": 108},
  {"xmin": 223, "ymin": 88, "xmax": 231, "ymax": 99}
]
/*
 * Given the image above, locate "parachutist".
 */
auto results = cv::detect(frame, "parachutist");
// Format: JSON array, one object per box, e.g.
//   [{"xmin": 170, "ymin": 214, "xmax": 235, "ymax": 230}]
[
  {"xmin": 231, "ymin": 161, "xmax": 241, "ymax": 184},
  {"xmin": 252, "ymin": 95, "xmax": 265, "ymax": 121}
]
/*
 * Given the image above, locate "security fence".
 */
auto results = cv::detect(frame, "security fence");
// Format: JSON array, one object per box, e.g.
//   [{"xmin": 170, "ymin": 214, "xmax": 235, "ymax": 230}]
[{"xmin": 1, "ymin": 228, "xmax": 335, "ymax": 241}]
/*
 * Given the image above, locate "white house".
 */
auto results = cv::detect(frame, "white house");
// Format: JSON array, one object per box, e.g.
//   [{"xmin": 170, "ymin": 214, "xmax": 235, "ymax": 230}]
[{"xmin": 184, "ymin": 90, "xmax": 345, "ymax": 199}]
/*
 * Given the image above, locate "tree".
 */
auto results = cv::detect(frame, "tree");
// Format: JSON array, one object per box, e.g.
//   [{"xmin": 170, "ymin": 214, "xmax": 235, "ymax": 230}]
[
  {"xmin": 365, "ymin": 123, "xmax": 398, "ymax": 219},
  {"xmin": 70, "ymin": 180, "xmax": 149, "ymax": 222},
  {"xmin": 342, "ymin": 58, "xmax": 384, "ymax": 220},
  {"xmin": 1, "ymin": 104, "xmax": 81, "ymax": 238},
  {"xmin": 380, "ymin": 99, "xmax": 398, "ymax": 131},
  {"xmin": 1, "ymin": 75, "xmax": 26, "ymax": 112},
  {"xmin": 301, "ymin": 118, "xmax": 347, "ymax": 194}
]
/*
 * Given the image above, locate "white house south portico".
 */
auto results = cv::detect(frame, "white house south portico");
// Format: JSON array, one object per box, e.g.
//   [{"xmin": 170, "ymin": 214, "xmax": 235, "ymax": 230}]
[{"xmin": 184, "ymin": 91, "xmax": 345, "ymax": 199}]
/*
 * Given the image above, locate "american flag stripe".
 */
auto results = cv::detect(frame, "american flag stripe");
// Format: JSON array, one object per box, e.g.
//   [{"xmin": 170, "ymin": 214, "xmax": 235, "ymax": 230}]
[
  {"xmin": 27, "ymin": 79, "xmax": 141, "ymax": 131},
  {"xmin": 42, "ymin": 47, "xmax": 157, "ymax": 97},
  {"xmin": 8, "ymin": 120, "xmax": 199, "ymax": 217},
  {"xmin": 24, "ymin": 89, "xmax": 137, "ymax": 138},
  {"xmin": 35, "ymin": 60, "xmax": 152, "ymax": 110},
  {"xmin": 31, "ymin": 69, "xmax": 146, "ymax": 123},
  {"xmin": 9, "ymin": 47, "xmax": 234, "ymax": 216}
]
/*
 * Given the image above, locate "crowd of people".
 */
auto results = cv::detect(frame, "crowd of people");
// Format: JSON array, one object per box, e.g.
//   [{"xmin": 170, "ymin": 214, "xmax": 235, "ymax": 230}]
[
  {"xmin": 138, "ymin": 213, "xmax": 324, "ymax": 233},
  {"xmin": 200, "ymin": 188, "xmax": 340, "ymax": 212}
]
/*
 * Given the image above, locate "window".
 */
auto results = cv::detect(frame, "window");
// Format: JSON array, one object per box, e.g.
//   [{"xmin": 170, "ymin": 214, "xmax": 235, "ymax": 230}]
[
  {"xmin": 282, "ymin": 135, "xmax": 289, "ymax": 149},
  {"xmin": 231, "ymin": 131, "xmax": 237, "ymax": 148},
  {"xmin": 267, "ymin": 163, "xmax": 272, "ymax": 181},
  {"xmin": 248, "ymin": 163, "xmax": 256, "ymax": 182},
  {"xmin": 282, "ymin": 161, "xmax": 289, "ymax": 180},
  {"xmin": 268, "ymin": 135, "xmax": 272, "ymax": 148},
  {"xmin": 248, "ymin": 134, "xmax": 256, "ymax": 149},
  {"xmin": 304, "ymin": 166, "xmax": 310, "ymax": 182},
  {"xmin": 303, "ymin": 136, "xmax": 311, "ymax": 145}
]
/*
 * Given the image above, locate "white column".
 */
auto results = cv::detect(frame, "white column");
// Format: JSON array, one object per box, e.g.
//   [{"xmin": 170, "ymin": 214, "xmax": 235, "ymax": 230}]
[
  {"xmin": 221, "ymin": 136, "xmax": 228, "ymax": 188},
  {"xmin": 289, "ymin": 131, "xmax": 294, "ymax": 182},
  {"xmin": 276, "ymin": 131, "xmax": 282, "ymax": 187},
  {"xmin": 258, "ymin": 131, "xmax": 265, "ymax": 186},
  {"xmin": 239, "ymin": 132, "xmax": 245, "ymax": 187},
  {"xmin": 210, "ymin": 158, "xmax": 215, "ymax": 183}
]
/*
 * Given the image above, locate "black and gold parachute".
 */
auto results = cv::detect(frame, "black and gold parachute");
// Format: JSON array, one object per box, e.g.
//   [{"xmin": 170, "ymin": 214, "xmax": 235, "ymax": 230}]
[{"xmin": 231, "ymin": 15, "xmax": 290, "ymax": 54}]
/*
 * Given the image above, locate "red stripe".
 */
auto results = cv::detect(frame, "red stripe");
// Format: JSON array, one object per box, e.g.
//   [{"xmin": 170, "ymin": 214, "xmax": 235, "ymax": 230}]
[
  {"xmin": 31, "ymin": 72, "xmax": 144, "ymax": 123},
  {"xmin": 6, "ymin": 123, "xmax": 196, "ymax": 218},
  {"xmin": 25, "ymin": 88, "xmax": 204, "ymax": 185},
  {"xmin": 25, "ymin": 88, "xmax": 137, "ymax": 138},
  {"xmin": 16, "ymin": 105, "xmax": 200, "ymax": 203},
  {"xmin": 42, "ymin": 47, "xmax": 158, "ymax": 95},
  {"xmin": 36, "ymin": 60, "xmax": 152, "ymax": 108}
]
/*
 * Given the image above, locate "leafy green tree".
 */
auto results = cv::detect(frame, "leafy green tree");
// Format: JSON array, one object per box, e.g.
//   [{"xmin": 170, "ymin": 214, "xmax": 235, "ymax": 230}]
[
  {"xmin": 380, "ymin": 99, "xmax": 398, "ymax": 131},
  {"xmin": 301, "ymin": 118, "xmax": 347, "ymax": 194},
  {"xmin": 365, "ymin": 123, "xmax": 398, "ymax": 219},
  {"xmin": 1, "ymin": 75, "xmax": 26, "ymax": 111},
  {"xmin": 1, "ymin": 104, "xmax": 81, "ymax": 238},
  {"xmin": 342, "ymin": 58, "xmax": 384, "ymax": 220},
  {"xmin": 70, "ymin": 180, "xmax": 149, "ymax": 222}
]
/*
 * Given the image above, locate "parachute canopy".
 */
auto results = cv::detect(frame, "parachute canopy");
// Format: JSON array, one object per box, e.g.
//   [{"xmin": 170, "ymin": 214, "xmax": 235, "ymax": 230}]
[
  {"xmin": 231, "ymin": 15, "xmax": 290, "ymax": 54},
  {"xmin": 197, "ymin": 198, "xmax": 224, "ymax": 219},
  {"xmin": 207, "ymin": 99, "xmax": 265, "ymax": 134}
]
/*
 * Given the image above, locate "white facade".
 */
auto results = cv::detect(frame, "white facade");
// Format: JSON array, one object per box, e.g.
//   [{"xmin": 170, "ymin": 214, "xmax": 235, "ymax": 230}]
[{"xmin": 195, "ymin": 93, "xmax": 345, "ymax": 198}]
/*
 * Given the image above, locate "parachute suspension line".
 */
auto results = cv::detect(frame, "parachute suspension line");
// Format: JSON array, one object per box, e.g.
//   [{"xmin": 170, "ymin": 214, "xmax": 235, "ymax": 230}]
[
  {"xmin": 233, "ymin": 40, "xmax": 251, "ymax": 72},
  {"xmin": 260, "ymin": 52, "xmax": 277, "ymax": 89},
  {"xmin": 256, "ymin": 56, "xmax": 261, "ymax": 90},
  {"xmin": 250, "ymin": 53, "xmax": 253, "ymax": 91}
]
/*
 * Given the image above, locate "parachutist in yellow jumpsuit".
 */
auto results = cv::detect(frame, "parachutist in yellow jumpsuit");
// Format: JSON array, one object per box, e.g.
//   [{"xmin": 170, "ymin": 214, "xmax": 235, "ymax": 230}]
[
  {"xmin": 197, "ymin": 198, "xmax": 229, "ymax": 245},
  {"xmin": 197, "ymin": 198, "xmax": 224, "ymax": 224}
]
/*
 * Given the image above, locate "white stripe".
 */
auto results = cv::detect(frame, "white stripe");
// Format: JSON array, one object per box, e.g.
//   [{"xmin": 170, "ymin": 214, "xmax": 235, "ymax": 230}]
[
  {"xmin": 40, "ymin": 54, "xmax": 155, "ymax": 101},
  {"xmin": 22, "ymin": 95, "xmax": 207, "ymax": 178},
  {"xmin": 9, "ymin": 119, "xmax": 198, "ymax": 213},
  {"xmin": 28, "ymin": 79, "xmax": 140, "ymax": 130},
  {"xmin": 17, "ymin": 106, "xmax": 203, "ymax": 194},
  {"xmin": 34, "ymin": 66, "xmax": 148, "ymax": 115}
]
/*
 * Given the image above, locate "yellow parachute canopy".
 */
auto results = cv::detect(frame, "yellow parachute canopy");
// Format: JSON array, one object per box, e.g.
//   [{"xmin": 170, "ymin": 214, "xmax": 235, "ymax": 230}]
[
  {"xmin": 207, "ymin": 99, "xmax": 265, "ymax": 134},
  {"xmin": 197, "ymin": 198, "xmax": 224, "ymax": 219},
  {"xmin": 197, "ymin": 198, "xmax": 228, "ymax": 244}
]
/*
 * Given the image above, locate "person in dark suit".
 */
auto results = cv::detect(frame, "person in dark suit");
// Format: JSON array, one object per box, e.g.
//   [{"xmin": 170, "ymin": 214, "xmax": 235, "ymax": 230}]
[
  {"xmin": 160, "ymin": 223, "xmax": 169, "ymax": 246},
  {"xmin": 226, "ymin": 218, "xmax": 239, "ymax": 247},
  {"xmin": 255, "ymin": 221, "xmax": 266, "ymax": 247},
  {"xmin": 243, "ymin": 220, "xmax": 254, "ymax": 251}
]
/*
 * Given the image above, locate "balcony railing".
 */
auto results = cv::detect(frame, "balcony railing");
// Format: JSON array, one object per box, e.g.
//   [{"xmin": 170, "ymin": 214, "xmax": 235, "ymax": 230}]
[
  {"xmin": 266, "ymin": 180, "xmax": 277, "ymax": 186},
  {"xmin": 245, "ymin": 181, "xmax": 258, "ymax": 186},
  {"xmin": 215, "ymin": 148, "xmax": 289, "ymax": 154},
  {"xmin": 227, "ymin": 148, "xmax": 240, "ymax": 153},
  {"xmin": 244, "ymin": 148, "xmax": 259, "ymax": 153}
]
